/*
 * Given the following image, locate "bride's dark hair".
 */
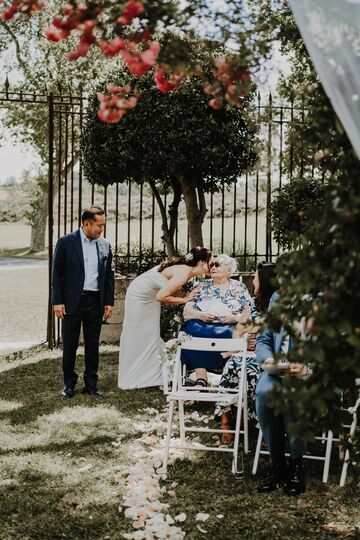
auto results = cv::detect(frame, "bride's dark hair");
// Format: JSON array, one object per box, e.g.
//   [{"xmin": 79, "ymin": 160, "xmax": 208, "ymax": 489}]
[{"xmin": 158, "ymin": 247, "xmax": 212, "ymax": 272}]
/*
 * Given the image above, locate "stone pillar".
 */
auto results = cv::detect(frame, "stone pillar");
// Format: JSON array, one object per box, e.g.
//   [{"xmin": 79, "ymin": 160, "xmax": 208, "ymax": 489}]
[{"xmin": 99, "ymin": 276, "xmax": 132, "ymax": 344}]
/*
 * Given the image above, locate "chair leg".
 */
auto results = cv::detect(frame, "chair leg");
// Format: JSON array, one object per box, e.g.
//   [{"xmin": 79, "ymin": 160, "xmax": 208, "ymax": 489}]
[
  {"xmin": 178, "ymin": 399, "xmax": 186, "ymax": 444},
  {"xmin": 162, "ymin": 400, "xmax": 175, "ymax": 473},
  {"xmin": 243, "ymin": 381, "xmax": 249, "ymax": 454},
  {"xmin": 322, "ymin": 430, "xmax": 333, "ymax": 483},
  {"xmin": 340, "ymin": 396, "xmax": 360, "ymax": 487},
  {"xmin": 252, "ymin": 429, "xmax": 263, "ymax": 475},
  {"xmin": 340, "ymin": 449, "xmax": 350, "ymax": 487},
  {"xmin": 232, "ymin": 384, "xmax": 245, "ymax": 475}
]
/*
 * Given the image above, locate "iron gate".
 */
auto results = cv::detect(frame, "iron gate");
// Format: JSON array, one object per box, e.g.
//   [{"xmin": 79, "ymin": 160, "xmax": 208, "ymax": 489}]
[{"xmin": 0, "ymin": 82, "xmax": 316, "ymax": 348}]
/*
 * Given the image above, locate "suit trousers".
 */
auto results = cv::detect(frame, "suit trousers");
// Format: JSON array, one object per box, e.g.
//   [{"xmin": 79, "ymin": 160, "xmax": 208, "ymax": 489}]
[
  {"xmin": 255, "ymin": 372, "xmax": 307, "ymax": 464},
  {"xmin": 62, "ymin": 294, "xmax": 102, "ymax": 390}
]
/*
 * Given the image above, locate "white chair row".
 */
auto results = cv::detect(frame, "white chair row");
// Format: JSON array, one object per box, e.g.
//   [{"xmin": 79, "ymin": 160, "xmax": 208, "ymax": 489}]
[{"xmin": 161, "ymin": 338, "xmax": 360, "ymax": 486}]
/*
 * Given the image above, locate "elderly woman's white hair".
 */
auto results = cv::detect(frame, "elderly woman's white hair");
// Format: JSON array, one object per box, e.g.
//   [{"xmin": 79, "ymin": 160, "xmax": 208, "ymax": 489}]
[{"xmin": 215, "ymin": 254, "xmax": 238, "ymax": 275}]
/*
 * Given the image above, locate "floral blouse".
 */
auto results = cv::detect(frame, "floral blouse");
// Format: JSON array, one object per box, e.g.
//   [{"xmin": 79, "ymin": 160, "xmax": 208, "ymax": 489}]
[{"xmin": 188, "ymin": 278, "xmax": 257, "ymax": 321}]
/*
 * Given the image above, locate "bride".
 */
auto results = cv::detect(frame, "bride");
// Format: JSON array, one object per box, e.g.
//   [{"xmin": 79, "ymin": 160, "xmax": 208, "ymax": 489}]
[{"xmin": 118, "ymin": 246, "xmax": 212, "ymax": 389}]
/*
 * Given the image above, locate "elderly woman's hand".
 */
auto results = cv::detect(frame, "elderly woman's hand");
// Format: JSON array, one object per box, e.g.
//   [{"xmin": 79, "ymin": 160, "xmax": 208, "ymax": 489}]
[
  {"xmin": 200, "ymin": 311, "xmax": 217, "ymax": 323},
  {"xmin": 220, "ymin": 314, "xmax": 241, "ymax": 324}
]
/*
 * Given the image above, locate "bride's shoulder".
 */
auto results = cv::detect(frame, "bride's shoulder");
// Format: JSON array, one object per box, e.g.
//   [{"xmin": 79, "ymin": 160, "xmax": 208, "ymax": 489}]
[{"xmin": 160, "ymin": 264, "xmax": 190, "ymax": 278}]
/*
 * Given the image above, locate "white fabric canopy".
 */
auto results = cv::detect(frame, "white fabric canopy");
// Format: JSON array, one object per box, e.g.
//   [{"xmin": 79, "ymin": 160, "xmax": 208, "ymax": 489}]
[{"xmin": 289, "ymin": 0, "xmax": 360, "ymax": 159}]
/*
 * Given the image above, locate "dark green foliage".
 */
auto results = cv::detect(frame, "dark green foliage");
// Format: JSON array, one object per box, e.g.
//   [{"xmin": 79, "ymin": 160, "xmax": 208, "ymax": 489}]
[
  {"xmin": 160, "ymin": 303, "xmax": 183, "ymax": 341},
  {"xmin": 249, "ymin": 0, "xmax": 360, "ymax": 465},
  {"xmin": 271, "ymin": 178, "xmax": 327, "ymax": 249},
  {"xmin": 115, "ymin": 244, "xmax": 167, "ymax": 276},
  {"xmin": 82, "ymin": 72, "xmax": 258, "ymax": 189}
]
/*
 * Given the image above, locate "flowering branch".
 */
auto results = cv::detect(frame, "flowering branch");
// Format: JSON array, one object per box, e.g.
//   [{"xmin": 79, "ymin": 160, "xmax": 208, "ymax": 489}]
[{"xmin": 0, "ymin": 0, "xmax": 254, "ymax": 121}]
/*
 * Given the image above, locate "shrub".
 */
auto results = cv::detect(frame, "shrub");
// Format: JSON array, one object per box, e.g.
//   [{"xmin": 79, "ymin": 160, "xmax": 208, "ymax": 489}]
[
  {"xmin": 271, "ymin": 178, "xmax": 327, "ymax": 250},
  {"xmin": 114, "ymin": 244, "xmax": 168, "ymax": 277}
]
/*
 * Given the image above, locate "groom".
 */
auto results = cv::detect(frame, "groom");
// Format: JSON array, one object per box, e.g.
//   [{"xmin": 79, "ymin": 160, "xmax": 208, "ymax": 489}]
[{"xmin": 52, "ymin": 206, "xmax": 115, "ymax": 397}]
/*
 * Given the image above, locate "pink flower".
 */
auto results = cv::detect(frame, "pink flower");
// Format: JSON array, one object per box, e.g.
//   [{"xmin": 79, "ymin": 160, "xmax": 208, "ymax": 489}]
[
  {"xmin": 106, "ymin": 84, "xmax": 131, "ymax": 95},
  {"xmin": 45, "ymin": 27, "xmax": 62, "ymax": 42},
  {"xmin": 2, "ymin": 4, "xmax": 19, "ymax": 20},
  {"xmin": 120, "ymin": 42, "xmax": 159, "ymax": 76},
  {"xmin": 62, "ymin": 4, "xmax": 73, "ymax": 16},
  {"xmin": 117, "ymin": 0, "xmax": 144, "ymax": 26},
  {"xmin": 154, "ymin": 71, "xmax": 183, "ymax": 93},
  {"xmin": 97, "ymin": 87, "xmax": 140, "ymax": 123},
  {"xmin": 98, "ymin": 107, "xmax": 127, "ymax": 123},
  {"xmin": 68, "ymin": 43, "xmax": 90, "ymax": 61},
  {"xmin": 209, "ymin": 98, "xmax": 223, "ymax": 110},
  {"xmin": 100, "ymin": 37, "xmax": 126, "ymax": 57}
]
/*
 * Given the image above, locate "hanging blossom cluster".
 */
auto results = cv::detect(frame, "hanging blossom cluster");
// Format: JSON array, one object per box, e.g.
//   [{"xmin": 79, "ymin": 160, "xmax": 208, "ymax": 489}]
[
  {"xmin": 0, "ymin": 0, "xmax": 44, "ymax": 20},
  {"xmin": 0, "ymin": 0, "xmax": 253, "ymax": 122},
  {"xmin": 204, "ymin": 58, "xmax": 251, "ymax": 110},
  {"xmin": 97, "ymin": 83, "xmax": 140, "ymax": 123}
]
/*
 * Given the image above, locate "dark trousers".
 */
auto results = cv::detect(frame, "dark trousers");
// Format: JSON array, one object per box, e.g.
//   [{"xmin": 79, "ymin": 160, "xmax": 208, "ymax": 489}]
[
  {"xmin": 62, "ymin": 294, "xmax": 102, "ymax": 390},
  {"xmin": 255, "ymin": 372, "xmax": 307, "ymax": 464}
]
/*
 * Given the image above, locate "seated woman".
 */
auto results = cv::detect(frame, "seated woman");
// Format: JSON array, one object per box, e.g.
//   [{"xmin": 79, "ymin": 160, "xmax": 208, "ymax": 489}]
[
  {"xmin": 182, "ymin": 254, "xmax": 257, "ymax": 389},
  {"xmin": 215, "ymin": 260, "xmax": 277, "ymax": 443}
]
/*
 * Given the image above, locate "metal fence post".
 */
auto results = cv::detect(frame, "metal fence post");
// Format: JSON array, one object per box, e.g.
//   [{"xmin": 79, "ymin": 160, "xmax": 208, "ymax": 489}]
[{"xmin": 47, "ymin": 92, "xmax": 55, "ymax": 349}]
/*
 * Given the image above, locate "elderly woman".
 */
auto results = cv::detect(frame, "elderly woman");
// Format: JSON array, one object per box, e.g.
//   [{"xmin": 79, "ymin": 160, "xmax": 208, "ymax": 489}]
[
  {"xmin": 182, "ymin": 254, "xmax": 257, "ymax": 390},
  {"xmin": 215, "ymin": 261, "xmax": 277, "ymax": 442}
]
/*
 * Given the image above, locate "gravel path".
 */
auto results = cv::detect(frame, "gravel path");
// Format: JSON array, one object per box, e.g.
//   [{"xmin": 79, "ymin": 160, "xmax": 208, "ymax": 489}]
[{"xmin": 0, "ymin": 260, "xmax": 48, "ymax": 350}]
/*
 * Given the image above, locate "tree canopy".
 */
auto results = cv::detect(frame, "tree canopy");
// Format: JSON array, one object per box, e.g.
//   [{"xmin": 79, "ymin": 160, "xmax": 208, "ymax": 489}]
[{"xmin": 82, "ymin": 62, "xmax": 259, "ymax": 252}]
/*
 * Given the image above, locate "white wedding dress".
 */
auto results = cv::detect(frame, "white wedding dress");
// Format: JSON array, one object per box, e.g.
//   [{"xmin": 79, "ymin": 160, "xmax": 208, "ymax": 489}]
[{"xmin": 118, "ymin": 267, "xmax": 166, "ymax": 389}]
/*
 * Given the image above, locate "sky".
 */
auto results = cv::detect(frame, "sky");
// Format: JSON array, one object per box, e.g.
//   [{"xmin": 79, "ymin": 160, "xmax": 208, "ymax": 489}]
[{"xmin": 0, "ymin": 139, "xmax": 40, "ymax": 184}]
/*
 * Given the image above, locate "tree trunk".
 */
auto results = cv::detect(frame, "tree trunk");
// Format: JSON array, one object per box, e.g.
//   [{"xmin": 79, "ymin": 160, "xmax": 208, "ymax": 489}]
[
  {"xmin": 30, "ymin": 189, "xmax": 48, "ymax": 252},
  {"xmin": 148, "ymin": 179, "xmax": 181, "ymax": 256},
  {"xmin": 178, "ymin": 176, "xmax": 207, "ymax": 247},
  {"xmin": 29, "ymin": 153, "xmax": 80, "ymax": 252}
]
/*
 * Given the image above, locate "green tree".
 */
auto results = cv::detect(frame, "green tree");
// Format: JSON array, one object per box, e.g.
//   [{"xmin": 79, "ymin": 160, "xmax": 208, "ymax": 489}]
[
  {"xmin": 0, "ymin": 2, "xmax": 111, "ymax": 251},
  {"xmin": 82, "ymin": 64, "xmax": 259, "ymax": 254}
]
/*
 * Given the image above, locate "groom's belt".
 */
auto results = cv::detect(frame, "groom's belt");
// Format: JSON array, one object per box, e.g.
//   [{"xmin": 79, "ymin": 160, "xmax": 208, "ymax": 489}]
[{"xmin": 81, "ymin": 290, "xmax": 99, "ymax": 296}]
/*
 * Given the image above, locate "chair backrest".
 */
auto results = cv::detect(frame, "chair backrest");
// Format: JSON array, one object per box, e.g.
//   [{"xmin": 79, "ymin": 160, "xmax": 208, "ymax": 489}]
[
  {"xmin": 172, "ymin": 337, "xmax": 248, "ymax": 392},
  {"xmin": 180, "ymin": 337, "xmax": 247, "ymax": 353}
]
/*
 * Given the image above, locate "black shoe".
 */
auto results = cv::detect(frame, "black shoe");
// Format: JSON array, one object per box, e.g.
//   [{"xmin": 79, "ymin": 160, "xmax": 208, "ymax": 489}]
[
  {"xmin": 81, "ymin": 387, "xmax": 103, "ymax": 396},
  {"xmin": 62, "ymin": 386, "xmax": 75, "ymax": 398},
  {"xmin": 257, "ymin": 463, "xmax": 288, "ymax": 493},
  {"xmin": 283, "ymin": 457, "xmax": 306, "ymax": 496}
]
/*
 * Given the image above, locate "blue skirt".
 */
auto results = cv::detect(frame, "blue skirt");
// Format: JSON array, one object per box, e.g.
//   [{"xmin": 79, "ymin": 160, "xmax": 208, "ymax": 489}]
[{"xmin": 181, "ymin": 319, "xmax": 236, "ymax": 371}]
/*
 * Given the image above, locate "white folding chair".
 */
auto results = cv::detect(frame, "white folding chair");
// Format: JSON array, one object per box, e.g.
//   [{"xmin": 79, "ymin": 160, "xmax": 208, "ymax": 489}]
[
  {"xmin": 161, "ymin": 337, "xmax": 248, "ymax": 477},
  {"xmin": 252, "ymin": 427, "xmax": 337, "ymax": 483},
  {"xmin": 340, "ymin": 378, "xmax": 360, "ymax": 487},
  {"xmin": 252, "ymin": 379, "xmax": 360, "ymax": 485}
]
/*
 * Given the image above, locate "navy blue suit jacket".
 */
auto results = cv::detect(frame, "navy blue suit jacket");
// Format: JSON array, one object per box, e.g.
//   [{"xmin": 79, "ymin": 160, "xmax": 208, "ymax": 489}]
[{"xmin": 52, "ymin": 229, "xmax": 115, "ymax": 316}]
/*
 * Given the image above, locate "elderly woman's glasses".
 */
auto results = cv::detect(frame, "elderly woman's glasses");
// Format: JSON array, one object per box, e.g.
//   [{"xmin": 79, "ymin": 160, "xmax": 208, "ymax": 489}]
[{"xmin": 209, "ymin": 261, "xmax": 223, "ymax": 268}]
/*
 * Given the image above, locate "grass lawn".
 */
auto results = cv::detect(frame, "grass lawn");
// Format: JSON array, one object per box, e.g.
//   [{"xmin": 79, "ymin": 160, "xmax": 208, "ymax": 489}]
[
  {"xmin": 0, "ymin": 247, "xmax": 48, "ymax": 259},
  {"xmin": 0, "ymin": 350, "xmax": 359, "ymax": 539}
]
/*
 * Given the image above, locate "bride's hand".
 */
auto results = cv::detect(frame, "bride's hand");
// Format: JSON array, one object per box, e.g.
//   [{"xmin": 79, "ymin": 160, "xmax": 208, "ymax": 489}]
[{"xmin": 182, "ymin": 290, "xmax": 197, "ymax": 303}]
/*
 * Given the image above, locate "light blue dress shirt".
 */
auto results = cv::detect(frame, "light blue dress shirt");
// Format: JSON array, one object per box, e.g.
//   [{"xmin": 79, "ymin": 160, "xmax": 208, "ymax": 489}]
[{"xmin": 80, "ymin": 227, "xmax": 99, "ymax": 291}]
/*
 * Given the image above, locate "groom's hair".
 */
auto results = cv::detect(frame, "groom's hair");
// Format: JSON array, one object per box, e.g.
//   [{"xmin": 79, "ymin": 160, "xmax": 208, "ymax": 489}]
[{"xmin": 81, "ymin": 206, "xmax": 105, "ymax": 223}]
